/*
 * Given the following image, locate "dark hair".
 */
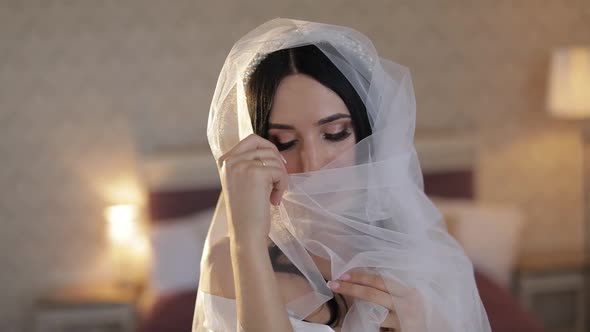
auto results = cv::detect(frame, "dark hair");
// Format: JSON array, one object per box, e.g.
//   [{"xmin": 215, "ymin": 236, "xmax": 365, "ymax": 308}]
[
  {"xmin": 245, "ymin": 44, "xmax": 372, "ymax": 327},
  {"xmin": 246, "ymin": 44, "xmax": 372, "ymax": 142}
]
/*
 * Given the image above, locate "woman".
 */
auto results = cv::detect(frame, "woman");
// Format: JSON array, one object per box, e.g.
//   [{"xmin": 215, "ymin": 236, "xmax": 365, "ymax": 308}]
[{"xmin": 193, "ymin": 18, "xmax": 491, "ymax": 332}]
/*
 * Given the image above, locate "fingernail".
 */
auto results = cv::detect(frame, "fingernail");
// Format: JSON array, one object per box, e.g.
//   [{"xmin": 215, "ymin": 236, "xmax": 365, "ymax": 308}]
[
  {"xmin": 339, "ymin": 274, "xmax": 351, "ymax": 281},
  {"xmin": 327, "ymin": 281, "xmax": 340, "ymax": 290},
  {"xmin": 280, "ymin": 155, "xmax": 287, "ymax": 164}
]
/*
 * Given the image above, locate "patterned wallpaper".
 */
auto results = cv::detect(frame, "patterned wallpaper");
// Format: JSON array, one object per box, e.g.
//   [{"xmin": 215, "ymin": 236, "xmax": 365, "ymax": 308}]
[{"xmin": 1, "ymin": 0, "xmax": 589, "ymax": 330}]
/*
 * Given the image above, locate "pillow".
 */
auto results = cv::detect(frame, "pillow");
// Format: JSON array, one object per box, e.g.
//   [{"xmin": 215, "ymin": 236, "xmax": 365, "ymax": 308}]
[
  {"xmin": 148, "ymin": 208, "xmax": 214, "ymax": 294},
  {"xmin": 430, "ymin": 198, "xmax": 525, "ymax": 287}
]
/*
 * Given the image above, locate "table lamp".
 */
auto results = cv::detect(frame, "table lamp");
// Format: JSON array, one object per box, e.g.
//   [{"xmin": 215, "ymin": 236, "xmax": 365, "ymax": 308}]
[
  {"xmin": 105, "ymin": 203, "xmax": 148, "ymax": 289},
  {"xmin": 547, "ymin": 46, "xmax": 590, "ymax": 328}
]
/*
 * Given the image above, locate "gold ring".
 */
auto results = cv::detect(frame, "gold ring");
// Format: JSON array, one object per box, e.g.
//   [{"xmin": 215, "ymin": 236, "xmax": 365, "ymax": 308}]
[{"xmin": 255, "ymin": 158, "xmax": 266, "ymax": 167}]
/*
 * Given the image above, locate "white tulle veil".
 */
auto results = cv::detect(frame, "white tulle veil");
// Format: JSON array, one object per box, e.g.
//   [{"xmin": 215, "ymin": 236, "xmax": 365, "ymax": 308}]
[{"xmin": 193, "ymin": 18, "xmax": 491, "ymax": 332}]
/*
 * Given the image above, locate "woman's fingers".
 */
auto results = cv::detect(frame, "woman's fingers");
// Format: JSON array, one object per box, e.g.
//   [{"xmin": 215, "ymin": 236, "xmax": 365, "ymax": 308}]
[
  {"xmin": 340, "ymin": 272, "xmax": 387, "ymax": 293},
  {"xmin": 339, "ymin": 271, "xmax": 408, "ymax": 297},
  {"xmin": 332, "ymin": 271, "xmax": 426, "ymax": 331},
  {"xmin": 218, "ymin": 134, "xmax": 283, "ymax": 167},
  {"xmin": 233, "ymin": 148, "xmax": 287, "ymax": 171},
  {"xmin": 231, "ymin": 157, "xmax": 288, "ymax": 206},
  {"xmin": 246, "ymin": 151, "xmax": 288, "ymax": 205},
  {"xmin": 259, "ymin": 159, "xmax": 289, "ymax": 205},
  {"xmin": 216, "ymin": 134, "xmax": 289, "ymax": 206},
  {"xmin": 327, "ymin": 280, "xmax": 394, "ymax": 310},
  {"xmin": 327, "ymin": 280, "xmax": 401, "ymax": 329},
  {"xmin": 329, "ymin": 271, "xmax": 412, "ymax": 330}
]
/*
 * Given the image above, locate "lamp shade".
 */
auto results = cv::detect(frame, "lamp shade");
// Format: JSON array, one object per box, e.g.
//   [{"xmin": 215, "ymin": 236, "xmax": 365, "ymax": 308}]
[{"xmin": 547, "ymin": 47, "xmax": 590, "ymax": 118}]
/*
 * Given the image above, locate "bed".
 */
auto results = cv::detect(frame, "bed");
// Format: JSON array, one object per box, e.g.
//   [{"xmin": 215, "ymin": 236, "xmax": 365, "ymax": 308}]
[{"xmin": 136, "ymin": 137, "xmax": 546, "ymax": 332}]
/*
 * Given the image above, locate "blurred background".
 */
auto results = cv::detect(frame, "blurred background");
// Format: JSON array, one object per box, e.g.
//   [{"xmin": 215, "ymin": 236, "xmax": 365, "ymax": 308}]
[{"xmin": 1, "ymin": 1, "xmax": 589, "ymax": 332}]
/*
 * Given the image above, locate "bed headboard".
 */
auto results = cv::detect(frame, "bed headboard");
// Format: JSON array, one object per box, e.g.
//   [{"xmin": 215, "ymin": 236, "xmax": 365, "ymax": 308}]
[
  {"xmin": 424, "ymin": 170, "xmax": 473, "ymax": 199},
  {"xmin": 420, "ymin": 133, "xmax": 476, "ymax": 199},
  {"xmin": 140, "ymin": 149, "xmax": 221, "ymax": 222},
  {"xmin": 141, "ymin": 134, "xmax": 477, "ymax": 222}
]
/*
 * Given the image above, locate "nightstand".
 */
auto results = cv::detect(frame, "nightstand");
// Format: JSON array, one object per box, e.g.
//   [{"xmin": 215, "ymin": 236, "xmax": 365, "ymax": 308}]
[
  {"xmin": 515, "ymin": 251, "xmax": 585, "ymax": 332},
  {"xmin": 33, "ymin": 282, "xmax": 141, "ymax": 332}
]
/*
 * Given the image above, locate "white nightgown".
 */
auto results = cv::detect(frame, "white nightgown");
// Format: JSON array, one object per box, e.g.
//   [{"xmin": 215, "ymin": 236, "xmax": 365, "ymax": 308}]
[{"xmin": 194, "ymin": 290, "xmax": 336, "ymax": 332}]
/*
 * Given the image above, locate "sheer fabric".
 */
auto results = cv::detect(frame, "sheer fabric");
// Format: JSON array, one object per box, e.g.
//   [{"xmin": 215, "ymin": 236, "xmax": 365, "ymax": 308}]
[{"xmin": 193, "ymin": 18, "xmax": 491, "ymax": 332}]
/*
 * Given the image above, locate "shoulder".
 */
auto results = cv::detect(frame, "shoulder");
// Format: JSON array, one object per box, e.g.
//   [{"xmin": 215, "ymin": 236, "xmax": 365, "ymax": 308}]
[{"xmin": 201, "ymin": 237, "xmax": 236, "ymax": 298}]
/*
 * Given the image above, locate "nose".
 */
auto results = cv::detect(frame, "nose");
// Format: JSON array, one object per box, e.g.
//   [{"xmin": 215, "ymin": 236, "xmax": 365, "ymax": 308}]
[{"xmin": 300, "ymin": 141, "xmax": 323, "ymax": 173}]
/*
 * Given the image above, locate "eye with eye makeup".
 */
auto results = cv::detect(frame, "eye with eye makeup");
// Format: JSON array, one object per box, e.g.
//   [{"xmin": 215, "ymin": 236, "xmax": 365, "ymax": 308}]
[
  {"xmin": 323, "ymin": 129, "xmax": 352, "ymax": 141},
  {"xmin": 268, "ymin": 128, "xmax": 352, "ymax": 152},
  {"xmin": 267, "ymin": 132, "xmax": 296, "ymax": 151},
  {"xmin": 271, "ymin": 138, "xmax": 298, "ymax": 151}
]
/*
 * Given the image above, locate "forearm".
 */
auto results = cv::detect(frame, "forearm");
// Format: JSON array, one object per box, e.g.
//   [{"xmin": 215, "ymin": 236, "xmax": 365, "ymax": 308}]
[{"xmin": 230, "ymin": 237, "xmax": 294, "ymax": 332}]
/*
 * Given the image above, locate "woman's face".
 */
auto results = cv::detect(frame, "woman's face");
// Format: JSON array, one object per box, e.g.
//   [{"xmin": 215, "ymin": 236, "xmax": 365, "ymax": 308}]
[{"xmin": 267, "ymin": 74, "xmax": 357, "ymax": 174}]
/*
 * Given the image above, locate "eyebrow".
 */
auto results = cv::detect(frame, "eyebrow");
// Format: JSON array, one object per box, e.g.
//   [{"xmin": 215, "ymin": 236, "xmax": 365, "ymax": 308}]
[{"xmin": 268, "ymin": 113, "xmax": 351, "ymax": 130}]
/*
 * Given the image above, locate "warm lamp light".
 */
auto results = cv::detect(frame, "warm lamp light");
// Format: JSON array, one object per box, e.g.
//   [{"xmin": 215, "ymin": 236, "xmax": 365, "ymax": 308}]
[
  {"xmin": 105, "ymin": 204, "xmax": 139, "ymax": 245},
  {"xmin": 104, "ymin": 203, "xmax": 149, "ymax": 289},
  {"xmin": 547, "ymin": 47, "xmax": 590, "ymax": 118}
]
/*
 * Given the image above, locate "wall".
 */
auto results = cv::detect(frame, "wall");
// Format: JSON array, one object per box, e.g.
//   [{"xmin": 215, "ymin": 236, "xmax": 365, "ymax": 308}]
[{"xmin": 1, "ymin": 1, "xmax": 589, "ymax": 330}]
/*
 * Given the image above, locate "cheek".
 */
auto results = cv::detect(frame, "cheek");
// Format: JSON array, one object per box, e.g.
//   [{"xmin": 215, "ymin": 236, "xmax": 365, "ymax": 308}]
[
  {"xmin": 285, "ymin": 159, "xmax": 300, "ymax": 174},
  {"xmin": 281, "ymin": 151, "xmax": 301, "ymax": 174},
  {"xmin": 333, "ymin": 146, "xmax": 356, "ymax": 167},
  {"xmin": 323, "ymin": 137, "xmax": 357, "ymax": 168}
]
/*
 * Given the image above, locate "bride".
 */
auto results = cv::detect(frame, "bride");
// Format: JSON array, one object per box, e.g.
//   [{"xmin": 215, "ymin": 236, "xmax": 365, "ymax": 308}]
[{"xmin": 193, "ymin": 18, "xmax": 491, "ymax": 332}]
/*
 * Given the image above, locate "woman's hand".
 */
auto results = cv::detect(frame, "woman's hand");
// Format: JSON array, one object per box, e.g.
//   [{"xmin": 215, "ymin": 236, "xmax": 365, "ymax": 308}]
[
  {"xmin": 219, "ymin": 134, "xmax": 294, "ymax": 332},
  {"xmin": 218, "ymin": 134, "xmax": 288, "ymax": 243},
  {"xmin": 327, "ymin": 271, "xmax": 426, "ymax": 331}
]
